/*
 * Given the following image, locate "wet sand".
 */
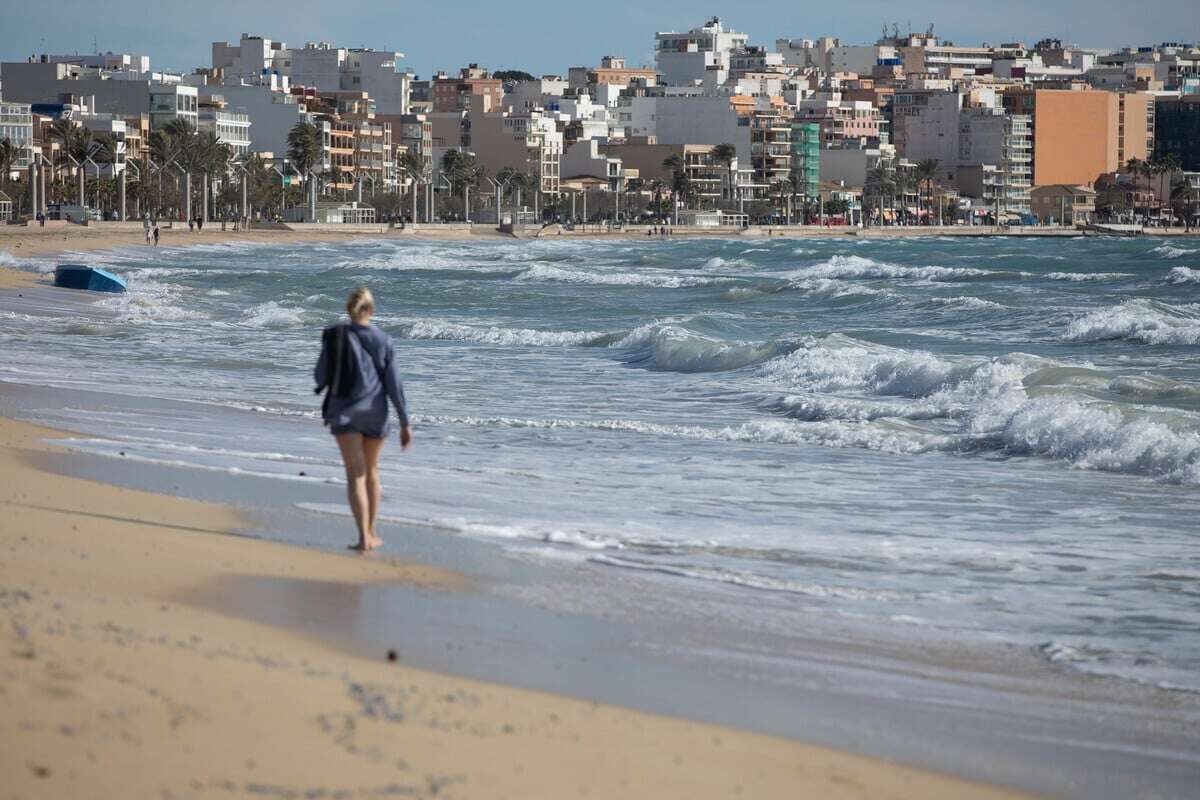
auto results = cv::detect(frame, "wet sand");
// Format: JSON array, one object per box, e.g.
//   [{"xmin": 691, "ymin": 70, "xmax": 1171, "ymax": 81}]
[{"xmin": 0, "ymin": 415, "xmax": 1034, "ymax": 799}]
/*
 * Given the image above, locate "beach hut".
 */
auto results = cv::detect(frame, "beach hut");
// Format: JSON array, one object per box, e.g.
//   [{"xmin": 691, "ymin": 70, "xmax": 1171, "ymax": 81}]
[{"xmin": 0, "ymin": 191, "xmax": 12, "ymax": 222}]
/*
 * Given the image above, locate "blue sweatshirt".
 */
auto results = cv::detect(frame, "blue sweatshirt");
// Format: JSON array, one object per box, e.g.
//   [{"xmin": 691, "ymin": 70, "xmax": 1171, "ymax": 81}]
[{"xmin": 314, "ymin": 322, "xmax": 409, "ymax": 436}]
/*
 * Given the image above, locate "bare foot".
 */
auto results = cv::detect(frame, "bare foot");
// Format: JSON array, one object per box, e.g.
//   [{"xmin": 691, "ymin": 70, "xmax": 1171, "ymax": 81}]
[
  {"xmin": 348, "ymin": 539, "xmax": 378, "ymax": 552},
  {"xmin": 369, "ymin": 533, "xmax": 384, "ymax": 549}
]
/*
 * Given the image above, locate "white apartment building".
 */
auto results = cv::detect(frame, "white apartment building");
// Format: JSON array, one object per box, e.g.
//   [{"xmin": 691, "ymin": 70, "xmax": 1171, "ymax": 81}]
[
  {"xmin": 504, "ymin": 77, "xmax": 568, "ymax": 113},
  {"xmin": 199, "ymin": 102, "xmax": 252, "ymax": 157},
  {"xmin": 212, "ymin": 35, "xmax": 410, "ymax": 114},
  {"xmin": 45, "ymin": 52, "xmax": 152, "ymax": 77},
  {"xmin": 0, "ymin": 61, "xmax": 197, "ymax": 130},
  {"xmin": 652, "ymin": 95, "xmax": 751, "ymax": 162},
  {"xmin": 198, "ymin": 83, "xmax": 312, "ymax": 158},
  {"xmin": 828, "ymin": 44, "xmax": 897, "ymax": 75},
  {"xmin": 0, "ymin": 99, "xmax": 34, "ymax": 171},
  {"xmin": 775, "ymin": 37, "xmax": 839, "ymax": 70},
  {"xmin": 892, "ymin": 89, "xmax": 1031, "ymax": 212},
  {"xmin": 655, "ymin": 17, "xmax": 749, "ymax": 87},
  {"xmin": 613, "ymin": 94, "xmax": 659, "ymax": 140},
  {"xmin": 80, "ymin": 116, "xmax": 127, "ymax": 176}
]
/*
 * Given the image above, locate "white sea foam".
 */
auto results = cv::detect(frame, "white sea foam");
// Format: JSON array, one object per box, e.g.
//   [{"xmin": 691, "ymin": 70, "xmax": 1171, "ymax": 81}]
[
  {"xmin": 517, "ymin": 262, "xmax": 724, "ymax": 288},
  {"xmin": 1063, "ymin": 299, "xmax": 1200, "ymax": 345},
  {"xmin": 1153, "ymin": 244, "xmax": 1198, "ymax": 260},
  {"xmin": 1164, "ymin": 266, "xmax": 1200, "ymax": 285},
  {"xmin": 789, "ymin": 278, "xmax": 889, "ymax": 299},
  {"xmin": 795, "ymin": 254, "xmax": 993, "ymax": 282},
  {"xmin": 1044, "ymin": 271, "xmax": 1132, "ymax": 282},
  {"xmin": 239, "ymin": 301, "xmax": 309, "ymax": 329},
  {"xmin": 924, "ymin": 295, "xmax": 1004, "ymax": 310},
  {"xmin": 400, "ymin": 319, "xmax": 610, "ymax": 347}
]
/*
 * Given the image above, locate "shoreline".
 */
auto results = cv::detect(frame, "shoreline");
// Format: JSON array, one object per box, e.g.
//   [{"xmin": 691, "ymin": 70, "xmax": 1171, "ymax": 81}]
[
  {"xmin": 1, "ymin": 221, "xmax": 1197, "ymax": 263},
  {"xmin": 0, "ymin": 413, "xmax": 1034, "ymax": 799}
]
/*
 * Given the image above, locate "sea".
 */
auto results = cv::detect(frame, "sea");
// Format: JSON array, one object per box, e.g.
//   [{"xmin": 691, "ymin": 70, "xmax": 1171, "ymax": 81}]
[{"xmin": 3, "ymin": 234, "xmax": 1199, "ymax": 695}]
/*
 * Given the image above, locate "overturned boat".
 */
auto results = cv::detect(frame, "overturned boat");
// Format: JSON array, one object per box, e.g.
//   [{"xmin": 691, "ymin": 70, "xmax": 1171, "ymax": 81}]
[{"xmin": 53, "ymin": 264, "xmax": 127, "ymax": 294}]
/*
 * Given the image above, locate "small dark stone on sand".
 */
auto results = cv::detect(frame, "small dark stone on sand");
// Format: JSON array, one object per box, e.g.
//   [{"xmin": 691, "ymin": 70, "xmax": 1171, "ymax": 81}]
[
  {"xmin": 30, "ymin": 764, "xmax": 50, "ymax": 778},
  {"xmin": 299, "ymin": 471, "xmax": 307, "ymax": 476},
  {"xmin": 119, "ymin": 451, "xmax": 126, "ymax": 456},
  {"xmin": 386, "ymin": 649, "xmax": 398, "ymax": 662}
]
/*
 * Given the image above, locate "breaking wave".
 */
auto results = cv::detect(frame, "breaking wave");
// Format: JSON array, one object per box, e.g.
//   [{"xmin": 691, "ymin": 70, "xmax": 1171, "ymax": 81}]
[
  {"xmin": 795, "ymin": 254, "xmax": 995, "ymax": 282},
  {"xmin": 397, "ymin": 319, "xmax": 612, "ymax": 347},
  {"xmin": 1153, "ymin": 245, "xmax": 1198, "ymax": 260},
  {"xmin": 1063, "ymin": 299, "xmax": 1200, "ymax": 345},
  {"xmin": 756, "ymin": 335, "xmax": 1200, "ymax": 483},
  {"xmin": 517, "ymin": 262, "xmax": 724, "ymax": 288},
  {"xmin": 1164, "ymin": 266, "xmax": 1200, "ymax": 285},
  {"xmin": 614, "ymin": 323, "xmax": 795, "ymax": 373}
]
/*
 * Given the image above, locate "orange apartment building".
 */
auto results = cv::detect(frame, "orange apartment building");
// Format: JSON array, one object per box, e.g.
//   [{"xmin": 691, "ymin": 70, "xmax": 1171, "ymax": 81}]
[
  {"xmin": 575, "ymin": 56, "xmax": 657, "ymax": 87},
  {"xmin": 432, "ymin": 65, "xmax": 503, "ymax": 113},
  {"xmin": 1003, "ymin": 87, "xmax": 1154, "ymax": 186}
]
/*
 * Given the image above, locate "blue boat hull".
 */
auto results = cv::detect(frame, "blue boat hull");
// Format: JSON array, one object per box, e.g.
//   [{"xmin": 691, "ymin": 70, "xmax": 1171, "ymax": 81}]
[{"xmin": 54, "ymin": 265, "xmax": 127, "ymax": 294}]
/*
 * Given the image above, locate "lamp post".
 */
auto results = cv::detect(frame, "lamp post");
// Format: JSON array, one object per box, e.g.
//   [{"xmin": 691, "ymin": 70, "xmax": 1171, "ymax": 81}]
[
  {"xmin": 85, "ymin": 156, "xmax": 101, "ymax": 217},
  {"xmin": 66, "ymin": 154, "xmax": 84, "ymax": 208},
  {"xmin": 271, "ymin": 160, "xmax": 292, "ymax": 220},
  {"xmin": 122, "ymin": 159, "xmax": 139, "ymax": 222},
  {"xmin": 486, "ymin": 177, "xmax": 508, "ymax": 227}
]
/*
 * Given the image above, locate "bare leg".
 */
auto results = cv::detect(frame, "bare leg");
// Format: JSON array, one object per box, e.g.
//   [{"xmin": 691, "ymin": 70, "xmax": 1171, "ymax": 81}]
[
  {"xmin": 335, "ymin": 432, "xmax": 373, "ymax": 551},
  {"xmin": 362, "ymin": 435, "xmax": 386, "ymax": 548}
]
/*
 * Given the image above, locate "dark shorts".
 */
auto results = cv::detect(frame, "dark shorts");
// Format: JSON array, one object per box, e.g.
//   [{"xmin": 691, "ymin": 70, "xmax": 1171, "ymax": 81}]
[{"xmin": 329, "ymin": 423, "xmax": 387, "ymax": 439}]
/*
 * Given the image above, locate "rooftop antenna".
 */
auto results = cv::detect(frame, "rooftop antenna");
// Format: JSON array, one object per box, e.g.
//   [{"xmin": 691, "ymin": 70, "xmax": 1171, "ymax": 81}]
[{"xmin": 93, "ymin": 34, "xmax": 98, "ymax": 54}]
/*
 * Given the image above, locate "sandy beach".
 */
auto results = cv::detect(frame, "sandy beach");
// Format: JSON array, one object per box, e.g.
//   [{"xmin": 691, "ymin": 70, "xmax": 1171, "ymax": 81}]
[
  {"xmin": 0, "ymin": 412, "xmax": 1038, "ymax": 800},
  {"xmin": 5, "ymin": 227, "xmax": 1200, "ymax": 799}
]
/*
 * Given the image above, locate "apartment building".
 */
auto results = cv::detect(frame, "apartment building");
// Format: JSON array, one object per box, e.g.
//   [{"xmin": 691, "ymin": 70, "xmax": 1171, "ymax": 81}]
[
  {"xmin": 1154, "ymin": 95, "xmax": 1200, "ymax": 171},
  {"xmin": 198, "ymin": 96, "xmax": 251, "ymax": 157},
  {"xmin": 748, "ymin": 109, "xmax": 792, "ymax": 187},
  {"xmin": 212, "ymin": 35, "xmax": 410, "ymax": 115},
  {"xmin": 432, "ymin": 66, "xmax": 503, "ymax": 113},
  {"xmin": 601, "ymin": 140, "xmax": 725, "ymax": 206},
  {"xmin": 467, "ymin": 108, "xmax": 562, "ymax": 195},
  {"xmin": 1029, "ymin": 184, "xmax": 1096, "ymax": 224},
  {"xmin": 0, "ymin": 99, "xmax": 34, "ymax": 171},
  {"xmin": 567, "ymin": 57, "xmax": 657, "ymax": 91},
  {"xmin": 1, "ymin": 61, "xmax": 198, "ymax": 131},
  {"xmin": 1003, "ymin": 87, "xmax": 1153, "ymax": 185},
  {"xmin": 892, "ymin": 88, "xmax": 1031, "ymax": 212},
  {"xmin": 790, "ymin": 121, "xmax": 820, "ymax": 201},
  {"xmin": 198, "ymin": 83, "xmax": 314, "ymax": 158},
  {"xmin": 655, "ymin": 17, "xmax": 749, "ymax": 87},
  {"xmin": 795, "ymin": 99, "xmax": 882, "ymax": 148}
]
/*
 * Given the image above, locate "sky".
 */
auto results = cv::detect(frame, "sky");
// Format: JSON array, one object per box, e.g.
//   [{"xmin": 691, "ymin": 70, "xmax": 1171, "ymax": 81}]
[{"xmin": 1, "ymin": 1, "xmax": 1197, "ymax": 79}]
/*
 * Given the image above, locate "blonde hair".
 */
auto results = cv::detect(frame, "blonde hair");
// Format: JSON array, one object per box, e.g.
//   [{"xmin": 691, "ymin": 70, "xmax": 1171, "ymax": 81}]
[{"xmin": 346, "ymin": 287, "xmax": 375, "ymax": 320}]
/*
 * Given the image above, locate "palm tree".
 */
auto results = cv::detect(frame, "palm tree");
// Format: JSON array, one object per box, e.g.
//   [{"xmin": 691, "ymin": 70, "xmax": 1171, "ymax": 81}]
[
  {"xmin": 646, "ymin": 178, "xmax": 666, "ymax": 223},
  {"xmin": 865, "ymin": 164, "xmax": 894, "ymax": 226},
  {"xmin": 0, "ymin": 138, "xmax": 16, "ymax": 206},
  {"xmin": 286, "ymin": 121, "xmax": 323, "ymax": 216},
  {"xmin": 916, "ymin": 159, "xmax": 940, "ymax": 225},
  {"xmin": 663, "ymin": 153, "xmax": 690, "ymax": 221},
  {"xmin": 712, "ymin": 143, "xmax": 737, "ymax": 209},
  {"xmin": 1155, "ymin": 153, "xmax": 1181, "ymax": 214},
  {"xmin": 1170, "ymin": 176, "xmax": 1198, "ymax": 231},
  {"xmin": 398, "ymin": 150, "xmax": 426, "ymax": 222}
]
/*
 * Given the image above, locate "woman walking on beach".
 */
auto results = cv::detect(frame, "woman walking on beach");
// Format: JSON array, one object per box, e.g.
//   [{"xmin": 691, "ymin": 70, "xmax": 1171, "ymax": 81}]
[{"xmin": 314, "ymin": 288, "xmax": 412, "ymax": 551}]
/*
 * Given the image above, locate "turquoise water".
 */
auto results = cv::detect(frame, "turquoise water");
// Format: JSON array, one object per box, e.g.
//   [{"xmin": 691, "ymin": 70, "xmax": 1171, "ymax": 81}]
[{"xmin": 4, "ymin": 235, "xmax": 1200, "ymax": 690}]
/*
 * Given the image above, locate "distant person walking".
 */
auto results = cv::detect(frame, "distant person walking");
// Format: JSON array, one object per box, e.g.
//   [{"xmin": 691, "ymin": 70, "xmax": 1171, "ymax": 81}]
[
  {"xmin": 152, "ymin": 225, "xmax": 159, "ymax": 246},
  {"xmin": 314, "ymin": 287, "xmax": 411, "ymax": 551}
]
